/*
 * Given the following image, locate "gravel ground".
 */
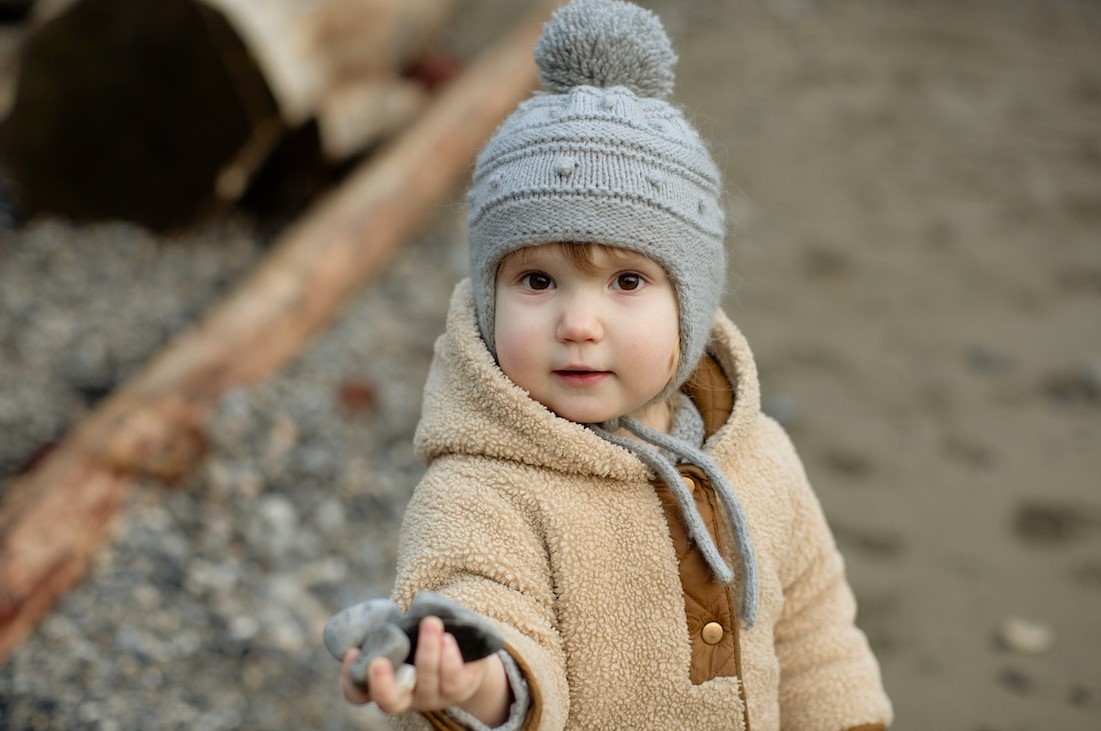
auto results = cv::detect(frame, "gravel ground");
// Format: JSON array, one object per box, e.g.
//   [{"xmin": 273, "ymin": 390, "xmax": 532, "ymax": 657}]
[{"xmin": 0, "ymin": 206, "xmax": 468, "ymax": 730}]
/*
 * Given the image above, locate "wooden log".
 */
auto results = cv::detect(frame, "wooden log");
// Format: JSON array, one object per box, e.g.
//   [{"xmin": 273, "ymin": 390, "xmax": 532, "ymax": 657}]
[
  {"xmin": 0, "ymin": 2, "xmax": 551, "ymax": 664},
  {"xmin": 206, "ymin": 0, "xmax": 452, "ymax": 127},
  {"xmin": 0, "ymin": 0, "xmax": 452, "ymax": 229}
]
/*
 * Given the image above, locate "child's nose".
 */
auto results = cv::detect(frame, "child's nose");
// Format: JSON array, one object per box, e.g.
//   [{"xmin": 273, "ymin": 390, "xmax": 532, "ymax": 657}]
[{"xmin": 556, "ymin": 293, "xmax": 603, "ymax": 343}]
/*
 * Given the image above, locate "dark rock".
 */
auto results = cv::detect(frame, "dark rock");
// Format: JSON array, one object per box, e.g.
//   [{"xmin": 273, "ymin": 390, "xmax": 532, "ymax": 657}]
[{"xmin": 401, "ymin": 591, "xmax": 506, "ymax": 663}]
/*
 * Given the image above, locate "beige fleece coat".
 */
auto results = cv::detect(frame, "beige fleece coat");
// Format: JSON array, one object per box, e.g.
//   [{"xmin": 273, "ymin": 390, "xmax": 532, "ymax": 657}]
[{"xmin": 390, "ymin": 280, "xmax": 892, "ymax": 731}]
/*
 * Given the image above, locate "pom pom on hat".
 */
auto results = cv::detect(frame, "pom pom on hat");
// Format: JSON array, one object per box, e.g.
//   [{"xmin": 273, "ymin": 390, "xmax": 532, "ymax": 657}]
[{"xmin": 535, "ymin": 0, "xmax": 677, "ymax": 99}]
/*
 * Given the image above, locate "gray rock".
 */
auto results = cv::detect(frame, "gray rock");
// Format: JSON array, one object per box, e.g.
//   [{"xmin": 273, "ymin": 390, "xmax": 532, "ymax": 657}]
[
  {"xmin": 323, "ymin": 598, "xmax": 403, "ymax": 660},
  {"xmin": 347, "ymin": 623, "xmax": 413, "ymax": 687}
]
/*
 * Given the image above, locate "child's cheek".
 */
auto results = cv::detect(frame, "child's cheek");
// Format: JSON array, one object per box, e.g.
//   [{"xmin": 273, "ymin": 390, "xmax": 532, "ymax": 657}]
[{"xmin": 494, "ymin": 318, "xmax": 538, "ymax": 390}]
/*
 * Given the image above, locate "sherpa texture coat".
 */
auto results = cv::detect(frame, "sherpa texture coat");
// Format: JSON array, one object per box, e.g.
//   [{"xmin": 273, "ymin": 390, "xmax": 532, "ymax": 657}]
[{"xmin": 390, "ymin": 280, "xmax": 892, "ymax": 731}]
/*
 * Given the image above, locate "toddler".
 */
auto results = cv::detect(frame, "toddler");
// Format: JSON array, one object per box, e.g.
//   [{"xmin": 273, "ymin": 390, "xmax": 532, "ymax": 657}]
[{"xmin": 335, "ymin": 1, "xmax": 892, "ymax": 728}]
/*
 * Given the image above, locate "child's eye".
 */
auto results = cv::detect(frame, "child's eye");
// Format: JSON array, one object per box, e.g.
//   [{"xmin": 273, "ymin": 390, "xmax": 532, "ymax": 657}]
[
  {"xmin": 521, "ymin": 272, "xmax": 554, "ymax": 290},
  {"xmin": 613, "ymin": 273, "xmax": 644, "ymax": 291}
]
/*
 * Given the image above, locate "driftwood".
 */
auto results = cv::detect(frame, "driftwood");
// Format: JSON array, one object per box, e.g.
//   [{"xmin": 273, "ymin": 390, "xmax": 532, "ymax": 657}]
[
  {"xmin": 0, "ymin": 3, "xmax": 551, "ymax": 664},
  {"xmin": 0, "ymin": 0, "xmax": 452, "ymax": 229}
]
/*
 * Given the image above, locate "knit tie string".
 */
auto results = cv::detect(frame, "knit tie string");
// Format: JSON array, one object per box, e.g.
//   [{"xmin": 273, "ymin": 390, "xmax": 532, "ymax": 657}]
[{"xmin": 588, "ymin": 419, "xmax": 759, "ymax": 628}]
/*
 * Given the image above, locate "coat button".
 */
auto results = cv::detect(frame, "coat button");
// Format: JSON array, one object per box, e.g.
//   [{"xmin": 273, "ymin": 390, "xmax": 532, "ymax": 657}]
[
  {"xmin": 681, "ymin": 475, "xmax": 696, "ymax": 493},
  {"xmin": 701, "ymin": 621, "xmax": 724, "ymax": 645}
]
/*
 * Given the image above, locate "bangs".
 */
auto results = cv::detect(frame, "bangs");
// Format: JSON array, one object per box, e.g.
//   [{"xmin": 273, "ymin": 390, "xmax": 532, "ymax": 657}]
[{"xmin": 509, "ymin": 242, "xmax": 637, "ymax": 275}]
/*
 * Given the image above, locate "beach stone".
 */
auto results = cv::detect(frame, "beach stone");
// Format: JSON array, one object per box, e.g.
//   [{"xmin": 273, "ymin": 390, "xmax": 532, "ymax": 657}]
[
  {"xmin": 998, "ymin": 666, "xmax": 1034, "ymax": 695},
  {"xmin": 1043, "ymin": 359, "xmax": 1101, "ymax": 406},
  {"xmin": 323, "ymin": 598, "xmax": 403, "ymax": 660},
  {"xmin": 401, "ymin": 591, "xmax": 505, "ymax": 663},
  {"xmin": 252, "ymin": 494, "xmax": 299, "ymax": 558},
  {"xmin": 997, "ymin": 617, "xmax": 1055, "ymax": 655},
  {"xmin": 229, "ymin": 615, "xmax": 261, "ymax": 642},
  {"xmin": 347, "ymin": 624, "xmax": 412, "ymax": 687}
]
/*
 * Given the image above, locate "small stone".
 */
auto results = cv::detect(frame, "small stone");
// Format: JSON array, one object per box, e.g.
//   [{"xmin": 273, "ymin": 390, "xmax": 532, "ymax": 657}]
[
  {"xmin": 1013, "ymin": 501, "xmax": 1095, "ymax": 545},
  {"xmin": 965, "ymin": 346, "xmax": 1013, "ymax": 374},
  {"xmin": 237, "ymin": 468, "xmax": 265, "ymax": 499},
  {"xmin": 229, "ymin": 615, "xmax": 260, "ymax": 642},
  {"xmin": 300, "ymin": 556, "xmax": 348, "ymax": 587},
  {"xmin": 78, "ymin": 703, "xmax": 103, "ymax": 723},
  {"xmin": 824, "ymin": 447, "xmax": 874, "ymax": 478},
  {"xmin": 141, "ymin": 667, "xmax": 164, "ymax": 690},
  {"xmin": 253, "ymin": 494, "xmax": 299, "ymax": 557},
  {"xmin": 132, "ymin": 584, "xmax": 161, "ymax": 610},
  {"xmin": 185, "ymin": 558, "xmax": 238, "ymax": 596},
  {"xmin": 800, "ymin": 245, "xmax": 851, "ymax": 279},
  {"xmin": 347, "ymin": 624, "xmax": 412, "ymax": 687},
  {"xmin": 1068, "ymin": 684, "xmax": 1092, "ymax": 707},
  {"xmin": 263, "ymin": 416, "xmax": 299, "ymax": 465},
  {"xmin": 266, "ymin": 619, "xmax": 306, "ymax": 653},
  {"xmin": 314, "ymin": 499, "xmax": 346, "ymax": 533},
  {"xmin": 998, "ymin": 666, "xmax": 1033, "ymax": 694},
  {"xmin": 338, "ymin": 379, "xmax": 378, "ymax": 413},
  {"xmin": 393, "ymin": 664, "xmax": 418, "ymax": 694},
  {"xmin": 997, "ymin": 617, "xmax": 1054, "ymax": 655},
  {"xmin": 323, "ymin": 598, "xmax": 403, "ymax": 660},
  {"xmin": 1042, "ymin": 359, "xmax": 1101, "ymax": 405},
  {"xmin": 401, "ymin": 591, "xmax": 505, "ymax": 663}
]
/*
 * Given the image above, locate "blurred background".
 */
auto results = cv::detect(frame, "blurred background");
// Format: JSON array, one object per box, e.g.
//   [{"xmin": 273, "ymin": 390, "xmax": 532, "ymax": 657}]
[{"xmin": 0, "ymin": 0, "xmax": 1099, "ymax": 729}]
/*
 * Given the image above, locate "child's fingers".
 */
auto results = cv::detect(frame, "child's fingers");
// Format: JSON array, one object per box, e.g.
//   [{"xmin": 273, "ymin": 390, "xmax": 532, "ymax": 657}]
[
  {"xmin": 340, "ymin": 650, "xmax": 372, "ymax": 705},
  {"xmin": 438, "ymin": 631, "xmax": 476, "ymax": 702},
  {"xmin": 410, "ymin": 616, "xmax": 445, "ymax": 704},
  {"xmin": 366, "ymin": 657, "xmax": 414, "ymax": 714},
  {"xmin": 343, "ymin": 617, "xmax": 479, "ymax": 713}
]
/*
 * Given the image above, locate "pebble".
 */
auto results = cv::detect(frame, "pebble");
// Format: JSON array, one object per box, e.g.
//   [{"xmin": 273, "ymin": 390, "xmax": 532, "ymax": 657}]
[
  {"xmin": 315, "ymin": 497, "xmax": 347, "ymax": 532},
  {"xmin": 323, "ymin": 598, "xmax": 404, "ymax": 660},
  {"xmin": 253, "ymin": 494, "xmax": 301, "ymax": 558},
  {"xmin": 348, "ymin": 624, "xmax": 413, "ymax": 685},
  {"xmin": 997, "ymin": 617, "xmax": 1055, "ymax": 655},
  {"xmin": 1043, "ymin": 358, "xmax": 1101, "ymax": 406}
]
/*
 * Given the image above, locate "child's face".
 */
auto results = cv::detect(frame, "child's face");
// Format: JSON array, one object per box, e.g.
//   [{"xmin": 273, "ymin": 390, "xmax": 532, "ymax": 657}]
[{"xmin": 494, "ymin": 244, "xmax": 679, "ymax": 425}]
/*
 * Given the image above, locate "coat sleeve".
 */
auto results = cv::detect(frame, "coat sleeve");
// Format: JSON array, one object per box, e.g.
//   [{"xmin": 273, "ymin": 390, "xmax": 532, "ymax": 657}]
[
  {"xmin": 763, "ymin": 418, "xmax": 893, "ymax": 731},
  {"xmin": 386, "ymin": 458, "xmax": 570, "ymax": 731}
]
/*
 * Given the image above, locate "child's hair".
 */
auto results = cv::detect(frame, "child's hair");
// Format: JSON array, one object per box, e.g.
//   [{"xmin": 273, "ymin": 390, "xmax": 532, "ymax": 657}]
[
  {"xmin": 503, "ymin": 241, "xmax": 635, "ymax": 276},
  {"xmin": 466, "ymin": 0, "xmax": 728, "ymax": 398}
]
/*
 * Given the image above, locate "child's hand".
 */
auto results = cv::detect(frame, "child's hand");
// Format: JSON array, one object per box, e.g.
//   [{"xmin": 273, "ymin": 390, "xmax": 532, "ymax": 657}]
[{"xmin": 341, "ymin": 616, "xmax": 509, "ymax": 725}]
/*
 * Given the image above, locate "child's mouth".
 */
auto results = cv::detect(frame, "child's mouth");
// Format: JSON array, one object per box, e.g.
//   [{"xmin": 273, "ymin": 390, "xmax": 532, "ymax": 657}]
[{"xmin": 553, "ymin": 370, "xmax": 611, "ymax": 387}]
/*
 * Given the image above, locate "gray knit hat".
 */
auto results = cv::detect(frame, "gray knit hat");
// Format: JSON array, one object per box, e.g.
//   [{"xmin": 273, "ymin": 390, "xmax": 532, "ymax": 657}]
[{"xmin": 467, "ymin": 0, "xmax": 727, "ymax": 393}]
